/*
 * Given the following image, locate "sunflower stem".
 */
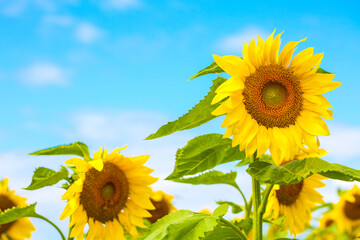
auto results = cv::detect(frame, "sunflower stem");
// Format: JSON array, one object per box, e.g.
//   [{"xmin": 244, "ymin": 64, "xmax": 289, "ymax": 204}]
[
  {"xmin": 33, "ymin": 213, "xmax": 66, "ymax": 240},
  {"xmin": 236, "ymin": 186, "xmax": 248, "ymax": 217},
  {"xmin": 68, "ymin": 216, "xmax": 74, "ymax": 240},
  {"xmin": 250, "ymin": 153, "xmax": 262, "ymax": 240},
  {"xmin": 220, "ymin": 218, "xmax": 249, "ymax": 240},
  {"xmin": 258, "ymin": 184, "xmax": 274, "ymax": 218},
  {"xmin": 246, "ymin": 195, "xmax": 252, "ymax": 219}
]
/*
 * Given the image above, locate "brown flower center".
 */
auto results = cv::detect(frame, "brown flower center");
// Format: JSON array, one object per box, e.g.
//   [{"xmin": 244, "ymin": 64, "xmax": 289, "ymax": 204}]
[
  {"xmin": 0, "ymin": 194, "xmax": 16, "ymax": 234},
  {"xmin": 344, "ymin": 194, "xmax": 360, "ymax": 220},
  {"xmin": 276, "ymin": 181, "xmax": 304, "ymax": 206},
  {"xmin": 80, "ymin": 162, "xmax": 129, "ymax": 223},
  {"xmin": 242, "ymin": 65, "xmax": 302, "ymax": 128},
  {"xmin": 147, "ymin": 198, "xmax": 170, "ymax": 223},
  {"xmin": 325, "ymin": 219, "xmax": 334, "ymax": 228}
]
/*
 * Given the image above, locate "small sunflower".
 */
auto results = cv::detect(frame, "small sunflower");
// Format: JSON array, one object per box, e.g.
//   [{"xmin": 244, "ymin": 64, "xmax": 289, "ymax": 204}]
[
  {"xmin": 0, "ymin": 178, "xmax": 35, "ymax": 240},
  {"xmin": 60, "ymin": 146, "xmax": 158, "ymax": 240},
  {"xmin": 265, "ymin": 151, "xmax": 327, "ymax": 235},
  {"xmin": 319, "ymin": 210, "xmax": 336, "ymax": 229},
  {"xmin": 146, "ymin": 190, "xmax": 176, "ymax": 223},
  {"xmin": 212, "ymin": 30, "xmax": 341, "ymax": 164},
  {"xmin": 198, "ymin": 208, "xmax": 212, "ymax": 214},
  {"xmin": 332, "ymin": 185, "xmax": 360, "ymax": 233}
]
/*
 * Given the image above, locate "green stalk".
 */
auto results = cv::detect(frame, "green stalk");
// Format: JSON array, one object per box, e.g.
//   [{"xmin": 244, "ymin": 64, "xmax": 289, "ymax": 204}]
[
  {"xmin": 250, "ymin": 153, "xmax": 262, "ymax": 240},
  {"xmin": 258, "ymin": 184, "xmax": 274, "ymax": 218},
  {"xmin": 220, "ymin": 218, "xmax": 249, "ymax": 240},
  {"xmin": 33, "ymin": 213, "xmax": 66, "ymax": 240},
  {"xmin": 235, "ymin": 186, "xmax": 248, "ymax": 218}
]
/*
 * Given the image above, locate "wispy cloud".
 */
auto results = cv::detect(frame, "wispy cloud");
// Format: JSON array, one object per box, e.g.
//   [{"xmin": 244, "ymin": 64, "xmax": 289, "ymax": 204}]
[
  {"xmin": 0, "ymin": 0, "xmax": 27, "ymax": 16},
  {"xmin": 43, "ymin": 14, "xmax": 74, "ymax": 26},
  {"xmin": 104, "ymin": 0, "xmax": 141, "ymax": 10},
  {"xmin": 75, "ymin": 22, "xmax": 103, "ymax": 44},
  {"xmin": 216, "ymin": 26, "xmax": 268, "ymax": 53},
  {"xmin": 320, "ymin": 123, "xmax": 360, "ymax": 162},
  {"xmin": 18, "ymin": 62, "xmax": 68, "ymax": 86}
]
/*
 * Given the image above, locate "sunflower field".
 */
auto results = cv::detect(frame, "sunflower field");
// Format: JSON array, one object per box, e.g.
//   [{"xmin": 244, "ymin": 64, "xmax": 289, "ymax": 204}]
[{"xmin": 0, "ymin": 1, "xmax": 360, "ymax": 240}]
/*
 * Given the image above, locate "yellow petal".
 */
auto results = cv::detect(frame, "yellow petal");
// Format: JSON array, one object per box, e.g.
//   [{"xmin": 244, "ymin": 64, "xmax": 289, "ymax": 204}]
[
  {"xmin": 88, "ymin": 159, "xmax": 104, "ymax": 171},
  {"xmin": 279, "ymin": 38, "xmax": 306, "ymax": 67},
  {"xmin": 256, "ymin": 126, "xmax": 270, "ymax": 157},
  {"xmin": 213, "ymin": 54, "xmax": 250, "ymax": 77},
  {"xmin": 290, "ymin": 47, "xmax": 314, "ymax": 68},
  {"xmin": 269, "ymin": 31, "xmax": 283, "ymax": 64},
  {"xmin": 296, "ymin": 111, "xmax": 330, "ymax": 136}
]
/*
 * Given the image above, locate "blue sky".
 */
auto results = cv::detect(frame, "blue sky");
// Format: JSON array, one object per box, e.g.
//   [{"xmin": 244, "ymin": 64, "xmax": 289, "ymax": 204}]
[{"xmin": 0, "ymin": 0, "xmax": 360, "ymax": 238}]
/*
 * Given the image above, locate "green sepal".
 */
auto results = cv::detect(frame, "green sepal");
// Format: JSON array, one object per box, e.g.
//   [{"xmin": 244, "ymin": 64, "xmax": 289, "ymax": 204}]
[
  {"xmin": 0, "ymin": 203, "xmax": 37, "ymax": 224},
  {"xmin": 171, "ymin": 171, "xmax": 241, "ymax": 191},
  {"xmin": 145, "ymin": 77, "xmax": 227, "ymax": 140},
  {"xmin": 189, "ymin": 62, "xmax": 224, "ymax": 80},
  {"xmin": 139, "ymin": 204, "xmax": 229, "ymax": 240},
  {"xmin": 24, "ymin": 166, "xmax": 69, "ymax": 190},
  {"xmin": 30, "ymin": 142, "xmax": 91, "ymax": 161},
  {"xmin": 166, "ymin": 134, "xmax": 245, "ymax": 180},
  {"xmin": 216, "ymin": 201, "xmax": 242, "ymax": 214},
  {"xmin": 247, "ymin": 157, "xmax": 360, "ymax": 185}
]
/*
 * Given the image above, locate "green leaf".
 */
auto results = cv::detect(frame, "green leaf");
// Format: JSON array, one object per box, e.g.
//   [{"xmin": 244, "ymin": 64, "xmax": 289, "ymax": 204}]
[
  {"xmin": 166, "ymin": 134, "xmax": 245, "ymax": 180},
  {"xmin": 24, "ymin": 166, "xmax": 69, "ymax": 190},
  {"xmin": 30, "ymin": 142, "xmax": 90, "ymax": 161},
  {"xmin": 316, "ymin": 68, "xmax": 331, "ymax": 74},
  {"xmin": 236, "ymin": 154, "xmax": 274, "ymax": 167},
  {"xmin": 202, "ymin": 226, "xmax": 242, "ymax": 240},
  {"xmin": 247, "ymin": 157, "xmax": 360, "ymax": 185},
  {"xmin": 216, "ymin": 201, "xmax": 242, "ymax": 214},
  {"xmin": 145, "ymin": 77, "xmax": 227, "ymax": 140},
  {"xmin": 140, "ymin": 205, "xmax": 229, "ymax": 240},
  {"xmin": 171, "ymin": 171, "xmax": 240, "ymax": 191},
  {"xmin": 233, "ymin": 218, "xmax": 253, "ymax": 235},
  {"xmin": 189, "ymin": 62, "xmax": 224, "ymax": 80},
  {"xmin": 0, "ymin": 204, "xmax": 37, "ymax": 224}
]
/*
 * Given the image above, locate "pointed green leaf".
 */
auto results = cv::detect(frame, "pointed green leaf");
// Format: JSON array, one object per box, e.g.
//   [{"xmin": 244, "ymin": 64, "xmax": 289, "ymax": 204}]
[
  {"xmin": 233, "ymin": 218, "xmax": 253, "ymax": 235},
  {"xmin": 140, "ymin": 205, "xmax": 228, "ymax": 240},
  {"xmin": 189, "ymin": 62, "xmax": 224, "ymax": 80},
  {"xmin": 216, "ymin": 201, "xmax": 242, "ymax": 214},
  {"xmin": 166, "ymin": 134, "xmax": 245, "ymax": 180},
  {"xmin": 202, "ymin": 226, "xmax": 243, "ymax": 240},
  {"xmin": 0, "ymin": 204, "xmax": 37, "ymax": 224},
  {"xmin": 171, "ymin": 171, "xmax": 240, "ymax": 191},
  {"xmin": 316, "ymin": 68, "xmax": 331, "ymax": 74},
  {"xmin": 30, "ymin": 142, "xmax": 90, "ymax": 161},
  {"xmin": 24, "ymin": 166, "xmax": 69, "ymax": 190},
  {"xmin": 247, "ymin": 157, "xmax": 360, "ymax": 185},
  {"xmin": 145, "ymin": 77, "xmax": 227, "ymax": 140}
]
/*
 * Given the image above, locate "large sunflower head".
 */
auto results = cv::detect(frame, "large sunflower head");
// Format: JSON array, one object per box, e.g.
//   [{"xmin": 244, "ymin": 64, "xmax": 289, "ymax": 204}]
[
  {"xmin": 212, "ymin": 30, "xmax": 341, "ymax": 164},
  {"xmin": 60, "ymin": 146, "xmax": 158, "ymax": 240},
  {"xmin": 0, "ymin": 178, "xmax": 35, "ymax": 240},
  {"xmin": 146, "ymin": 190, "xmax": 176, "ymax": 224},
  {"xmin": 264, "ymin": 151, "xmax": 327, "ymax": 236},
  {"xmin": 332, "ymin": 185, "xmax": 360, "ymax": 234}
]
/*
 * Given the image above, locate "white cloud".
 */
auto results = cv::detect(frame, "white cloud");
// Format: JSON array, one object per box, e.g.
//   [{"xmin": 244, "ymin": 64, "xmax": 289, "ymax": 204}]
[
  {"xmin": 216, "ymin": 26, "xmax": 268, "ymax": 53},
  {"xmin": 0, "ymin": 0, "xmax": 27, "ymax": 16},
  {"xmin": 43, "ymin": 14, "xmax": 74, "ymax": 26},
  {"xmin": 75, "ymin": 22, "xmax": 103, "ymax": 44},
  {"xmin": 18, "ymin": 62, "xmax": 68, "ymax": 86},
  {"xmin": 105, "ymin": 0, "xmax": 141, "ymax": 10},
  {"xmin": 320, "ymin": 123, "xmax": 360, "ymax": 162}
]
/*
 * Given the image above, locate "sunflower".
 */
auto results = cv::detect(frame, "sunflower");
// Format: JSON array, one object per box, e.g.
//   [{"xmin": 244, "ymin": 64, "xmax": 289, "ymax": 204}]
[
  {"xmin": 146, "ymin": 190, "xmax": 176, "ymax": 223},
  {"xmin": 319, "ymin": 210, "xmax": 336, "ymax": 229},
  {"xmin": 60, "ymin": 146, "xmax": 158, "ymax": 240},
  {"xmin": 0, "ymin": 178, "xmax": 35, "ymax": 240},
  {"xmin": 332, "ymin": 185, "xmax": 360, "ymax": 234},
  {"xmin": 212, "ymin": 30, "xmax": 341, "ymax": 164},
  {"xmin": 264, "ymin": 151, "xmax": 327, "ymax": 236}
]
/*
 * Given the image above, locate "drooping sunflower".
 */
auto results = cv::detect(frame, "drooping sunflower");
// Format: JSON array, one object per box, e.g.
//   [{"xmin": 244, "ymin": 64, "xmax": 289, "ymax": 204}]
[
  {"xmin": 60, "ymin": 146, "xmax": 158, "ymax": 240},
  {"xmin": 146, "ymin": 190, "xmax": 176, "ymax": 223},
  {"xmin": 264, "ymin": 151, "xmax": 327, "ymax": 235},
  {"xmin": 319, "ymin": 209, "xmax": 336, "ymax": 229},
  {"xmin": 212, "ymin": 30, "xmax": 341, "ymax": 164},
  {"xmin": 0, "ymin": 178, "xmax": 35, "ymax": 240},
  {"xmin": 332, "ymin": 185, "xmax": 360, "ymax": 234}
]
